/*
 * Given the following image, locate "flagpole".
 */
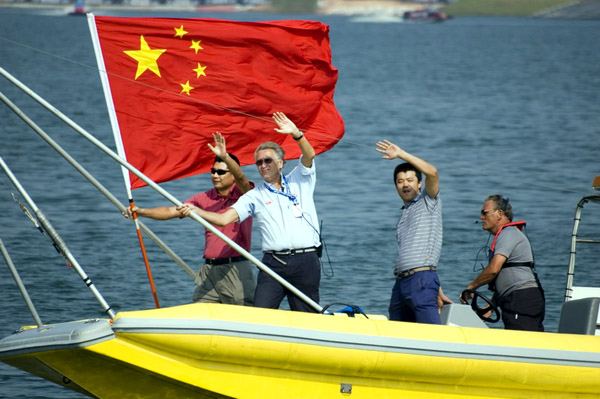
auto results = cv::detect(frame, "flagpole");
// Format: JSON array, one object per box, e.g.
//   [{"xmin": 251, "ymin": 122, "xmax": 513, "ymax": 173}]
[{"xmin": 87, "ymin": 13, "xmax": 160, "ymax": 308}]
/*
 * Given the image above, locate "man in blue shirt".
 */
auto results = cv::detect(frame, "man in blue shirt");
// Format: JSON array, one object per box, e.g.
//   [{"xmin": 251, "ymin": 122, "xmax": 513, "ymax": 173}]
[
  {"xmin": 376, "ymin": 140, "xmax": 451, "ymax": 323},
  {"xmin": 180, "ymin": 112, "xmax": 321, "ymax": 312}
]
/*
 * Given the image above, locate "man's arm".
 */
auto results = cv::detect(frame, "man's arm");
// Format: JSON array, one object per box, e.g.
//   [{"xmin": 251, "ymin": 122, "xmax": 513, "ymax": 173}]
[
  {"xmin": 460, "ymin": 254, "xmax": 507, "ymax": 303},
  {"xmin": 126, "ymin": 205, "xmax": 180, "ymax": 220},
  {"xmin": 375, "ymin": 140, "xmax": 439, "ymax": 197},
  {"xmin": 178, "ymin": 204, "xmax": 239, "ymax": 227},
  {"xmin": 273, "ymin": 112, "xmax": 316, "ymax": 168},
  {"xmin": 208, "ymin": 132, "xmax": 252, "ymax": 193}
]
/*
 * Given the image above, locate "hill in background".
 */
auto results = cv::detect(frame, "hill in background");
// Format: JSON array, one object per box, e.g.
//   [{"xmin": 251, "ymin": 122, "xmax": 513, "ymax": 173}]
[{"xmin": 442, "ymin": 0, "xmax": 600, "ymax": 17}]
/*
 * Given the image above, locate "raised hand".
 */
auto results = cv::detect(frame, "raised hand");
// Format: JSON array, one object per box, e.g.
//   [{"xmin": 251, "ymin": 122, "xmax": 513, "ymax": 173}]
[
  {"xmin": 207, "ymin": 131, "xmax": 227, "ymax": 158},
  {"xmin": 375, "ymin": 140, "xmax": 404, "ymax": 160},
  {"xmin": 273, "ymin": 112, "xmax": 301, "ymax": 137}
]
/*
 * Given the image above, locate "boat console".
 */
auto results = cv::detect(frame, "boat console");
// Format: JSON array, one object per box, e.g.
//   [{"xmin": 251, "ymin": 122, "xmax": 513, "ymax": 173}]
[{"xmin": 440, "ymin": 304, "xmax": 488, "ymax": 328}]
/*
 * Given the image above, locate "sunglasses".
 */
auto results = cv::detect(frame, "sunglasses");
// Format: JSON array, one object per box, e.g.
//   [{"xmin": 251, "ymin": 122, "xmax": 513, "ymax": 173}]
[
  {"xmin": 255, "ymin": 157, "xmax": 275, "ymax": 166},
  {"xmin": 211, "ymin": 168, "xmax": 229, "ymax": 176}
]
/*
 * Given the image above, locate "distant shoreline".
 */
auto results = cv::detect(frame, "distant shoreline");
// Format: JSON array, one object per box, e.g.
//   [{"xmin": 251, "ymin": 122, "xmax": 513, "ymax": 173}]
[
  {"xmin": 0, "ymin": 2, "xmax": 233, "ymax": 12},
  {"xmin": 1, "ymin": 0, "xmax": 599, "ymax": 18}
]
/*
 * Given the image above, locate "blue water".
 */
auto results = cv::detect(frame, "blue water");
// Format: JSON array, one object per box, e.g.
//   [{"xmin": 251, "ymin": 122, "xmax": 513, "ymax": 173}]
[{"xmin": 1, "ymin": 8, "xmax": 600, "ymax": 398}]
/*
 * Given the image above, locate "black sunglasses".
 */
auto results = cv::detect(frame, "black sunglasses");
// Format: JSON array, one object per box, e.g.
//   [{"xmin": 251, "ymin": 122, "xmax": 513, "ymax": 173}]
[
  {"xmin": 211, "ymin": 168, "xmax": 229, "ymax": 176},
  {"xmin": 255, "ymin": 157, "xmax": 274, "ymax": 166}
]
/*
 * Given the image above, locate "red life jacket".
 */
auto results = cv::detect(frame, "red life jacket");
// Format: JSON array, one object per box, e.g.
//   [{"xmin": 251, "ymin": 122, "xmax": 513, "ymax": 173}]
[{"xmin": 489, "ymin": 221, "xmax": 526, "ymax": 256}]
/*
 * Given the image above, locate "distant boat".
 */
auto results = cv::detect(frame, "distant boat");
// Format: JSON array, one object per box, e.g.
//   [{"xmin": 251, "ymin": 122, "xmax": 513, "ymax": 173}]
[
  {"xmin": 403, "ymin": 7, "xmax": 451, "ymax": 22},
  {"xmin": 68, "ymin": 0, "xmax": 85, "ymax": 16}
]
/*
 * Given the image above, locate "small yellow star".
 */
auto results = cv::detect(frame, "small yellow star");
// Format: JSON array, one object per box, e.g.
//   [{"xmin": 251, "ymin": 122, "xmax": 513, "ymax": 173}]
[
  {"xmin": 174, "ymin": 25, "xmax": 188, "ymax": 38},
  {"xmin": 193, "ymin": 63, "xmax": 207, "ymax": 78},
  {"xmin": 123, "ymin": 35, "xmax": 166, "ymax": 80},
  {"xmin": 180, "ymin": 80, "xmax": 194, "ymax": 95},
  {"xmin": 190, "ymin": 39, "xmax": 203, "ymax": 54}
]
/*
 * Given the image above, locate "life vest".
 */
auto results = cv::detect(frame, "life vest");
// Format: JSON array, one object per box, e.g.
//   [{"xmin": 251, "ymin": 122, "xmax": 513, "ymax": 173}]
[{"xmin": 488, "ymin": 221, "xmax": 528, "ymax": 265}]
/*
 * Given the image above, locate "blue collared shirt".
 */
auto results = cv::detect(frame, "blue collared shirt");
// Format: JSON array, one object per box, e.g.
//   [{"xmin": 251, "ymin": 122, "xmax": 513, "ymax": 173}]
[{"xmin": 232, "ymin": 157, "xmax": 320, "ymax": 251}]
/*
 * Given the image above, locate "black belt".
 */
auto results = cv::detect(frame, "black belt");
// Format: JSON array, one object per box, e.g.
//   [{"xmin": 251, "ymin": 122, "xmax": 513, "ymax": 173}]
[
  {"xmin": 503, "ymin": 262, "xmax": 534, "ymax": 268},
  {"xmin": 204, "ymin": 256, "xmax": 246, "ymax": 266},
  {"xmin": 265, "ymin": 247, "xmax": 317, "ymax": 256},
  {"xmin": 395, "ymin": 266, "xmax": 436, "ymax": 279}
]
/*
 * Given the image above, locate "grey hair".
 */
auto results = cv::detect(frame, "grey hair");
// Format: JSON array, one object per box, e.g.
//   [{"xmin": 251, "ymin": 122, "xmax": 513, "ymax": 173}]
[
  {"xmin": 485, "ymin": 194, "xmax": 513, "ymax": 222},
  {"xmin": 255, "ymin": 141, "xmax": 285, "ymax": 162}
]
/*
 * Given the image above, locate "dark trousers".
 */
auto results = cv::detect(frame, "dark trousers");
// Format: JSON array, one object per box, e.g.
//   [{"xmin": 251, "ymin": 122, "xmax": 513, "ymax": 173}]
[
  {"xmin": 388, "ymin": 270, "xmax": 441, "ymax": 324},
  {"xmin": 498, "ymin": 287, "xmax": 545, "ymax": 332},
  {"xmin": 254, "ymin": 251, "xmax": 321, "ymax": 313}
]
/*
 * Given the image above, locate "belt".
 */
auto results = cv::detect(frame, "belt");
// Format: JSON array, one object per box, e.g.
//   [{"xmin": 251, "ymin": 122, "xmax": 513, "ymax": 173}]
[
  {"xmin": 265, "ymin": 247, "xmax": 317, "ymax": 256},
  {"xmin": 395, "ymin": 266, "xmax": 436, "ymax": 279},
  {"xmin": 204, "ymin": 256, "xmax": 246, "ymax": 266}
]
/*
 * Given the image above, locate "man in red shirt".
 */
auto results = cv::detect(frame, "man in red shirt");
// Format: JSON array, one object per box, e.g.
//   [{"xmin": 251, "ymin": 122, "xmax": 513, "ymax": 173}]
[{"xmin": 126, "ymin": 132, "xmax": 255, "ymax": 305}]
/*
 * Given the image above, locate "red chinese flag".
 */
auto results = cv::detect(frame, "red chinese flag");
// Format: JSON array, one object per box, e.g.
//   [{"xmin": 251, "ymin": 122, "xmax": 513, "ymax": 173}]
[{"xmin": 90, "ymin": 16, "xmax": 344, "ymax": 189}]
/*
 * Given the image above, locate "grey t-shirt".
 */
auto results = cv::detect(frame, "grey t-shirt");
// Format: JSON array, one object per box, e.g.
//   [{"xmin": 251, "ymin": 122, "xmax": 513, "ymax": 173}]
[{"xmin": 493, "ymin": 226, "xmax": 537, "ymax": 298}]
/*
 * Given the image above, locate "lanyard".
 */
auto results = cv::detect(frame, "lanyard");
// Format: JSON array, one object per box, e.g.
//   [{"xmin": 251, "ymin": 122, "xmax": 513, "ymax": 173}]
[{"xmin": 264, "ymin": 174, "xmax": 299, "ymax": 205}]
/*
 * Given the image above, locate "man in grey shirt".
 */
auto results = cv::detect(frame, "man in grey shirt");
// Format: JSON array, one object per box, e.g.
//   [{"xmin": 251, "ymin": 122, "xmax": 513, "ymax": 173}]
[
  {"xmin": 376, "ymin": 140, "xmax": 451, "ymax": 323},
  {"xmin": 462, "ymin": 195, "xmax": 545, "ymax": 331}
]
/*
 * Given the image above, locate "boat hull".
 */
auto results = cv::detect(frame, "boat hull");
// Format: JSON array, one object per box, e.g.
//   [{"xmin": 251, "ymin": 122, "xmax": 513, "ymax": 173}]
[{"xmin": 1, "ymin": 303, "xmax": 599, "ymax": 398}]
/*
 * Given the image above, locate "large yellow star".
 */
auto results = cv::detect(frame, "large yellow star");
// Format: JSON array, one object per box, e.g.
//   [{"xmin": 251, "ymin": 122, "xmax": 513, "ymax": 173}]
[
  {"xmin": 124, "ymin": 36, "xmax": 166, "ymax": 80},
  {"xmin": 174, "ymin": 25, "xmax": 188, "ymax": 38},
  {"xmin": 193, "ymin": 63, "xmax": 207, "ymax": 78},
  {"xmin": 190, "ymin": 39, "xmax": 203, "ymax": 54},
  {"xmin": 180, "ymin": 80, "xmax": 194, "ymax": 95}
]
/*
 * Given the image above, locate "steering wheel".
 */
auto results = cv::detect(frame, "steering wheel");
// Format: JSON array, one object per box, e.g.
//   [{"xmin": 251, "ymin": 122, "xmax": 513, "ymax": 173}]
[{"xmin": 460, "ymin": 289, "xmax": 500, "ymax": 323}]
